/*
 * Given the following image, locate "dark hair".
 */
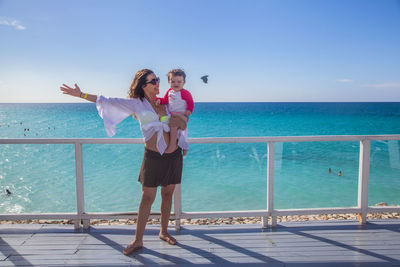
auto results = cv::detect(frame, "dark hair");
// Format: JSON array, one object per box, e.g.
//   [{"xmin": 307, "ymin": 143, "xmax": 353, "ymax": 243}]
[
  {"xmin": 167, "ymin": 69, "xmax": 186, "ymax": 82},
  {"xmin": 128, "ymin": 69, "xmax": 154, "ymax": 100}
]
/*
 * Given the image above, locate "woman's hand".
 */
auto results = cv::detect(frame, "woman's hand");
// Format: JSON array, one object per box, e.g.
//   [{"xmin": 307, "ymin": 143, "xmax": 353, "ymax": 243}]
[{"xmin": 60, "ymin": 83, "xmax": 82, "ymax": 98}]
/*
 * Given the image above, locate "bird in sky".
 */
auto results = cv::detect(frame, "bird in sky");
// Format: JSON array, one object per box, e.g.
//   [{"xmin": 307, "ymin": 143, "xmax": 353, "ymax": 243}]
[{"xmin": 201, "ymin": 75, "xmax": 209, "ymax": 84}]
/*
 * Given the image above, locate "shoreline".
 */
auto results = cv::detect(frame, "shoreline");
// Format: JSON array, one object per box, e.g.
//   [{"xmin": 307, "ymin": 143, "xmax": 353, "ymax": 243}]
[{"xmin": 1, "ymin": 212, "xmax": 399, "ymax": 226}]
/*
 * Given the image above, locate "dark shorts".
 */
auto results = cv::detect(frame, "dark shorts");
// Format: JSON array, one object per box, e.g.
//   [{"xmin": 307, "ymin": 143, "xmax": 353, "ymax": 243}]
[{"xmin": 138, "ymin": 148, "xmax": 183, "ymax": 187}]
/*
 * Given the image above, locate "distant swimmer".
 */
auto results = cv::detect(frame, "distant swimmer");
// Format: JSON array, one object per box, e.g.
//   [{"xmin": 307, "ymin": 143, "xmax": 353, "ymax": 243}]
[
  {"xmin": 6, "ymin": 189, "xmax": 12, "ymax": 195},
  {"xmin": 329, "ymin": 168, "xmax": 332, "ymax": 173},
  {"xmin": 338, "ymin": 171, "xmax": 342, "ymax": 176}
]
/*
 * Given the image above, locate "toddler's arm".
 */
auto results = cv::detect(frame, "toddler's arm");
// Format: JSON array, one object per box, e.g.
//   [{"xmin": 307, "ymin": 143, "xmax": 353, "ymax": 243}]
[
  {"xmin": 159, "ymin": 89, "xmax": 172, "ymax": 105},
  {"xmin": 181, "ymin": 89, "xmax": 194, "ymax": 120}
]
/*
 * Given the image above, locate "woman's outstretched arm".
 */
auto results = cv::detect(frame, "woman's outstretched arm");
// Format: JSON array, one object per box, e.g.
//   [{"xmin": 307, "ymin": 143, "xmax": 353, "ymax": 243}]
[
  {"xmin": 60, "ymin": 83, "xmax": 97, "ymax": 103},
  {"xmin": 61, "ymin": 84, "xmax": 139, "ymax": 137}
]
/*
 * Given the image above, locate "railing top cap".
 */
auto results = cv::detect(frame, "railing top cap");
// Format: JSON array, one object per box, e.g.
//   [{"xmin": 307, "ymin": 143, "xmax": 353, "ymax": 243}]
[{"xmin": 0, "ymin": 134, "xmax": 400, "ymax": 144}]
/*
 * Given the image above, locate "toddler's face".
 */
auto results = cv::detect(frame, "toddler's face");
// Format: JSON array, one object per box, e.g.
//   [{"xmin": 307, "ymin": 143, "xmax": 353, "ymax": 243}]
[{"xmin": 169, "ymin": 75, "xmax": 185, "ymax": 92}]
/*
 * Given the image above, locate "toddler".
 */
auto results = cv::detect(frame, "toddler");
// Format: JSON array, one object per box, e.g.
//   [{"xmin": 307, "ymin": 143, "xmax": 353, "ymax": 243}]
[{"xmin": 158, "ymin": 69, "xmax": 194, "ymax": 155}]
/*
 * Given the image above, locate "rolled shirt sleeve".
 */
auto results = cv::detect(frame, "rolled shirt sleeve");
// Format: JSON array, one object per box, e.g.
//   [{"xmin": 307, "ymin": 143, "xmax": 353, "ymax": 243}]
[
  {"xmin": 96, "ymin": 95, "xmax": 139, "ymax": 137},
  {"xmin": 180, "ymin": 89, "xmax": 194, "ymax": 113}
]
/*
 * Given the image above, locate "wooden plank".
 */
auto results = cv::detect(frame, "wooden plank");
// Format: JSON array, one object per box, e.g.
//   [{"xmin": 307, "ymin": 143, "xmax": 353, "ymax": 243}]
[
  {"xmin": 0, "ymin": 249, "xmax": 75, "ymax": 255},
  {"xmin": 2, "ymin": 257, "xmax": 67, "ymax": 265},
  {"xmin": 0, "ymin": 224, "xmax": 43, "ymax": 232},
  {"xmin": 0, "ymin": 239, "xmax": 29, "ymax": 246},
  {"xmin": 0, "ymin": 251, "xmax": 10, "ymax": 261},
  {"xmin": 21, "ymin": 237, "xmax": 86, "ymax": 245},
  {"xmin": 198, "ymin": 236, "xmax": 400, "ymax": 244},
  {"xmin": 149, "ymin": 246, "xmax": 400, "ymax": 256},
  {"xmin": 65, "ymin": 260, "xmax": 133, "ymax": 266},
  {"xmin": 12, "ymin": 245, "xmax": 79, "ymax": 250}
]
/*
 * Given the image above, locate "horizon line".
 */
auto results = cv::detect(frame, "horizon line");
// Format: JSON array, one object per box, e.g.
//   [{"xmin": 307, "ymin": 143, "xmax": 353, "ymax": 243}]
[{"xmin": 1, "ymin": 101, "xmax": 400, "ymax": 104}]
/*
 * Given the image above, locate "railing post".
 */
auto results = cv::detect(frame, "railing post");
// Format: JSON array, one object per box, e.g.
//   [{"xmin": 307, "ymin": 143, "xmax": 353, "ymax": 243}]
[
  {"xmin": 266, "ymin": 142, "xmax": 276, "ymax": 228},
  {"xmin": 358, "ymin": 139, "xmax": 371, "ymax": 224},
  {"xmin": 173, "ymin": 184, "xmax": 182, "ymax": 230},
  {"xmin": 75, "ymin": 143, "xmax": 88, "ymax": 230}
]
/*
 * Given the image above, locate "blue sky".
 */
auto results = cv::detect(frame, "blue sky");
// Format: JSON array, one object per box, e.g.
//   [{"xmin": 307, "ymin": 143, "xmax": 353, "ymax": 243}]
[{"xmin": 1, "ymin": 0, "xmax": 400, "ymax": 102}]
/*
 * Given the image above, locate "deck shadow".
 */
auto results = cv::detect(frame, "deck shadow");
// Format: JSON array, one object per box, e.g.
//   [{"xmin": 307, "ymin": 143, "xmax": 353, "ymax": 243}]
[
  {"xmin": 87, "ymin": 230, "xmax": 194, "ymax": 265},
  {"xmin": 0, "ymin": 237, "xmax": 33, "ymax": 266},
  {"xmin": 278, "ymin": 223, "xmax": 400, "ymax": 265}
]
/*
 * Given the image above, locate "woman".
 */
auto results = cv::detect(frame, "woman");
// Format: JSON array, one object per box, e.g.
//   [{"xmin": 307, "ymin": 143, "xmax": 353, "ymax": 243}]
[{"xmin": 60, "ymin": 69, "xmax": 187, "ymax": 255}]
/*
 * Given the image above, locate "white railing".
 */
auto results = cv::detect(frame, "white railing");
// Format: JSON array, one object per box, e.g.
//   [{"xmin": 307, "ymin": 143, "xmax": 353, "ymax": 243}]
[{"xmin": 1, "ymin": 135, "xmax": 400, "ymax": 230}]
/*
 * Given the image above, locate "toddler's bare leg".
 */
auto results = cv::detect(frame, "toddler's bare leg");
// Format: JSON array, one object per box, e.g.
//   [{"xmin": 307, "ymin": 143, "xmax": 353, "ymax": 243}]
[{"xmin": 165, "ymin": 126, "xmax": 178, "ymax": 153}]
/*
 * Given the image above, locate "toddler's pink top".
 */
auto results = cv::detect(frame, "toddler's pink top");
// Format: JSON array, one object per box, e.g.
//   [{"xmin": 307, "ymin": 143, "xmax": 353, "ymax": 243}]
[{"xmin": 159, "ymin": 88, "xmax": 194, "ymax": 113}]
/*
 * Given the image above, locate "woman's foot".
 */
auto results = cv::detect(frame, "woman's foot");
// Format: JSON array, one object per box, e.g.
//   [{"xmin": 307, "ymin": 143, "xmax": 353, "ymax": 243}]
[
  {"xmin": 123, "ymin": 240, "xmax": 143, "ymax": 255},
  {"xmin": 159, "ymin": 232, "xmax": 177, "ymax": 245}
]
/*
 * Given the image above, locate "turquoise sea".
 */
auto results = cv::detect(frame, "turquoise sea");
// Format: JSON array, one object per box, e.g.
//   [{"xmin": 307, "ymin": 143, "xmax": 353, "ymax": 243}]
[{"xmin": 1, "ymin": 102, "xmax": 400, "ymax": 214}]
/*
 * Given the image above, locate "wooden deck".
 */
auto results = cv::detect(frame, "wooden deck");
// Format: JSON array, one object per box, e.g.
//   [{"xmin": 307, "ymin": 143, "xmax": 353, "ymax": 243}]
[{"xmin": 0, "ymin": 219, "xmax": 399, "ymax": 266}]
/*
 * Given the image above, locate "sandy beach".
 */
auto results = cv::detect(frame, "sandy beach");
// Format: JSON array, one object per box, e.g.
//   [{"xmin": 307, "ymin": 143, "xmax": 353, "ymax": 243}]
[
  {"xmin": 1, "ymin": 212, "xmax": 399, "ymax": 226},
  {"xmin": 1, "ymin": 203, "xmax": 399, "ymax": 226}
]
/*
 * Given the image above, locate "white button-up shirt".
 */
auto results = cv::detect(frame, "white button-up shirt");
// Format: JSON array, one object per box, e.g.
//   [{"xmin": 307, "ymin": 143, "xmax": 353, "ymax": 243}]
[{"xmin": 96, "ymin": 95, "xmax": 188, "ymax": 154}]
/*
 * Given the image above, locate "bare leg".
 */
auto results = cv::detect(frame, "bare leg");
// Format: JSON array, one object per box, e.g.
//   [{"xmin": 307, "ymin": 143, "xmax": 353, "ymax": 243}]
[
  {"xmin": 123, "ymin": 186, "xmax": 157, "ymax": 255},
  {"xmin": 165, "ymin": 126, "xmax": 178, "ymax": 153},
  {"xmin": 159, "ymin": 184, "xmax": 177, "ymax": 245}
]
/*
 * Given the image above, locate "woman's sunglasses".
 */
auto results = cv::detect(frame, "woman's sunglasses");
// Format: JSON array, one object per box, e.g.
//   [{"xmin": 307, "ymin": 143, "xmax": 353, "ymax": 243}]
[{"xmin": 145, "ymin": 77, "xmax": 160, "ymax": 85}]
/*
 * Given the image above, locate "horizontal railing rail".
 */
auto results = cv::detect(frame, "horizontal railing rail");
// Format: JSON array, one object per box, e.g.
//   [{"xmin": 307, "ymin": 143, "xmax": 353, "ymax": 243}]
[
  {"xmin": 1, "ymin": 135, "xmax": 399, "ymax": 230},
  {"xmin": 2, "ymin": 134, "xmax": 400, "ymax": 144}
]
